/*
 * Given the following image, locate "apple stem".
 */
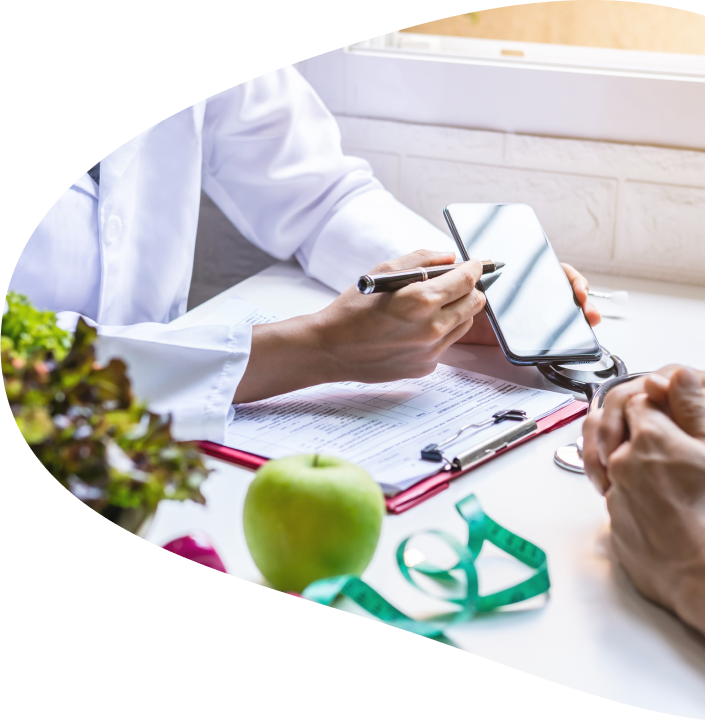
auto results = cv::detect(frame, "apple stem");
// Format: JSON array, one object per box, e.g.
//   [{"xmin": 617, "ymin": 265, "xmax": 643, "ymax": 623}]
[{"xmin": 312, "ymin": 453, "xmax": 319, "ymax": 467}]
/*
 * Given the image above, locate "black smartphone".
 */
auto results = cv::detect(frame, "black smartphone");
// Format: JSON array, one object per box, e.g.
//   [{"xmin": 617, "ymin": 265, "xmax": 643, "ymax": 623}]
[{"xmin": 444, "ymin": 202, "xmax": 601, "ymax": 366}]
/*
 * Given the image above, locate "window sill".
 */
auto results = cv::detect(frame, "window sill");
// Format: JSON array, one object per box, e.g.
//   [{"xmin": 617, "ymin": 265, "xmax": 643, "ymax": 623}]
[
  {"xmin": 352, "ymin": 32, "xmax": 705, "ymax": 83},
  {"xmin": 297, "ymin": 40, "xmax": 705, "ymax": 150}
]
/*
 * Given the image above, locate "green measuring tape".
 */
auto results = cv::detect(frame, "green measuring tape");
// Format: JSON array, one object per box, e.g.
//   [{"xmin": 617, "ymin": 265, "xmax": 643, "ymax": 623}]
[{"xmin": 302, "ymin": 494, "xmax": 550, "ymax": 639}]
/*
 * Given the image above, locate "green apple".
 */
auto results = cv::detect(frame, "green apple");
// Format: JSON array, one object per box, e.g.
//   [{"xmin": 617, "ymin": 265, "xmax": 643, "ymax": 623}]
[{"xmin": 243, "ymin": 454, "xmax": 385, "ymax": 593}]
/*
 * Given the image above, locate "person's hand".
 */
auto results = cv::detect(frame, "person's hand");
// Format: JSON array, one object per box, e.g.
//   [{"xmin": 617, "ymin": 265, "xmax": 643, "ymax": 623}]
[
  {"xmin": 583, "ymin": 365, "xmax": 705, "ymax": 494},
  {"xmin": 318, "ymin": 249, "xmax": 486, "ymax": 381},
  {"xmin": 234, "ymin": 250, "xmax": 485, "ymax": 402},
  {"xmin": 456, "ymin": 262, "xmax": 601, "ymax": 346},
  {"xmin": 599, "ymin": 367, "xmax": 705, "ymax": 635},
  {"xmin": 561, "ymin": 263, "xmax": 601, "ymax": 328},
  {"xmin": 454, "ymin": 306, "xmax": 499, "ymax": 346}
]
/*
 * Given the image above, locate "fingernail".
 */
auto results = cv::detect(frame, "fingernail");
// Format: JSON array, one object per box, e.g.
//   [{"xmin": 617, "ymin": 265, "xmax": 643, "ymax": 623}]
[
  {"xmin": 673, "ymin": 366, "xmax": 700, "ymax": 393},
  {"xmin": 649, "ymin": 373, "xmax": 669, "ymax": 390}
]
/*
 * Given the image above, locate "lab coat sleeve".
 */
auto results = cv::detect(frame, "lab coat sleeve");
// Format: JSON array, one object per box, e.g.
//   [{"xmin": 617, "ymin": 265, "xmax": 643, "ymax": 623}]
[
  {"xmin": 56, "ymin": 312, "xmax": 252, "ymax": 443},
  {"xmin": 201, "ymin": 66, "xmax": 456, "ymax": 294},
  {"xmin": 296, "ymin": 189, "xmax": 457, "ymax": 293}
]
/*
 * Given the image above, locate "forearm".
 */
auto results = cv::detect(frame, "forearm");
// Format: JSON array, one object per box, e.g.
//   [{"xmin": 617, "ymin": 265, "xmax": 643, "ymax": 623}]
[
  {"xmin": 234, "ymin": 250, "xmax": 486, "ymax": 404},
  {"xmin": 233, "ymin": 314, "xmax": 338, "ymax": 404}
]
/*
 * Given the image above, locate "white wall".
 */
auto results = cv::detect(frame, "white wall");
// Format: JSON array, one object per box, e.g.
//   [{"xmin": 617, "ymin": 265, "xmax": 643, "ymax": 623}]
[
  {"xmin": 337, "ymin": 115, "xmax": 705, "ymax": 285},
  {"xmin": 296, "ymin": 45, "xmax": 705, "ymax": 287}
]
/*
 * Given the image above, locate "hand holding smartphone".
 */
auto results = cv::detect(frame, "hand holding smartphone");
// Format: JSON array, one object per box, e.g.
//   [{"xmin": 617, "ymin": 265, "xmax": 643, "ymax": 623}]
[{"xmin": 443, "ymin": 203, "xmax": 601, "ymax": 366}]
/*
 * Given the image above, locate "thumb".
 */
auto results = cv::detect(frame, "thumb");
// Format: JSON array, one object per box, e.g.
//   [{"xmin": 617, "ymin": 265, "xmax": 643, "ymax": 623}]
[{"xmin": 668, "ymin": 367, "xmax": 705, "ymax": 439}]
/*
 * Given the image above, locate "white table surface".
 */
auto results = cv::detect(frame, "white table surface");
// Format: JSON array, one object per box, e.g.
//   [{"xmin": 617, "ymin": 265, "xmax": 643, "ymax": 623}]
[{"xmin": 148, "ymin": 262, "xmax": 705, "ymax": 718}]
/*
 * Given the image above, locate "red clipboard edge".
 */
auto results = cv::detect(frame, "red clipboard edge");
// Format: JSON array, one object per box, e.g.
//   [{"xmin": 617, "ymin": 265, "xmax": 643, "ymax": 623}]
[
  {"xmin": 197, "ymin": 399, "xmax": 587, "ymax": 516},
  {"xmin": 385, "ymin": 398, "xmax": 587, "ymax": 514},
  {"xmin": 198, "ymin": 442, "xmax": 268, "ymax": 470}
]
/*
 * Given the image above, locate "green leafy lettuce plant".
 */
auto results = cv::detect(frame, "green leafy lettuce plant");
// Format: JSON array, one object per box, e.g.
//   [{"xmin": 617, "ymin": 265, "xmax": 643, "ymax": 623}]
[{"xmin": 2, "ymin": 292, "xmax": 209, "ymax": 532}]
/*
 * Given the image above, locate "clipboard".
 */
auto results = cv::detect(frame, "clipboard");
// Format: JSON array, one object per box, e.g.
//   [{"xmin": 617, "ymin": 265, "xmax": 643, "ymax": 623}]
[{"xmin": 197, "ymin": 399, "xmax": 587, "ymax": 515}]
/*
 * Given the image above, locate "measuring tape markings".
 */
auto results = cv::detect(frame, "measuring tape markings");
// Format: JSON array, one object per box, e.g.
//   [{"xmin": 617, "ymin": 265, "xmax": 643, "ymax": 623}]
[{"xmin": 302, "ymin": 493, "xmax": 550, "ymax": 638}]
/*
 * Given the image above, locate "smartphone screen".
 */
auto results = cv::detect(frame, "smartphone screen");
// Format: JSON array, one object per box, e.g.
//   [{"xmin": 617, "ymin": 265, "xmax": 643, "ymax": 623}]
[{"xmin": 444, "ymin": 203, "xmax": 601, "ymax": 365}]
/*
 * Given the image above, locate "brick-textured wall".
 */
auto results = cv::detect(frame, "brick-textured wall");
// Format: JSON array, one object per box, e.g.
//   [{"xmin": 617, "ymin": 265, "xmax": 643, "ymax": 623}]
[{"xmin": 337, "ymin": 115, "xmax": 705, "ymax": 286}]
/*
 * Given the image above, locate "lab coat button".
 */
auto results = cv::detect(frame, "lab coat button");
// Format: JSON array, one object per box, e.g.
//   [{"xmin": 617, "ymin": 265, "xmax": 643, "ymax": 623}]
[{"xmin": 104, "ymin": 215, "xmax": 122, "ymax": 244}]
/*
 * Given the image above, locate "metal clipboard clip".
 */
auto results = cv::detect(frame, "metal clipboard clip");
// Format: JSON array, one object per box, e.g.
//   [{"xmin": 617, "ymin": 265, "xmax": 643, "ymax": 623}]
[{"xmin": 420, "ymin": 409, "xmax": 538, "ymax": 471}]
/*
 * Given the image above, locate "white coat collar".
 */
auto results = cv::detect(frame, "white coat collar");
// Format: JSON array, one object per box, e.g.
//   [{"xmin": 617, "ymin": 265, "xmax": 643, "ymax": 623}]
[
  {"xmin": 71, "ymin": 172, "xmax": 98, "ymax": 200},
  {"xmin": 98, "ymin": 130, "xmax": 149, "ymax": 203}
]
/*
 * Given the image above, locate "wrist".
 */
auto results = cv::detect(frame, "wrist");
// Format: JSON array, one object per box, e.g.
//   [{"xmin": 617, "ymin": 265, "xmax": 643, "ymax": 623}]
[
  {"xmin": 297, "ymin": 310, "xmax": 343, "ymax": 384},
  {"xmin": 234, "ymin": 313, "xmax": 338, "ymax": 404},
  {"xmin": 673, "ymin": 555, "xmax": 705, "ymax": 637}
]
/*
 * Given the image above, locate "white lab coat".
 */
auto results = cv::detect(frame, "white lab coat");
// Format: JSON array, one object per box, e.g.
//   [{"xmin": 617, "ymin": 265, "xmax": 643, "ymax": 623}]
[{"xmin": 10, "ymin": 66, "xmax": 453, "ymax": 442}]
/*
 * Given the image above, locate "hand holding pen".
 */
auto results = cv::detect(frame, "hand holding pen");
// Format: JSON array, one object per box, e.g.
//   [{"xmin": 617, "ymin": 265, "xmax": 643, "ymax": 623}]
[
  {"xmin": 235, "ymin": 250, "xmax": 492, "ymax": 402},
  {"xmin": 358, "ymin": 260, "xmax": 504, "ymax": 294}
]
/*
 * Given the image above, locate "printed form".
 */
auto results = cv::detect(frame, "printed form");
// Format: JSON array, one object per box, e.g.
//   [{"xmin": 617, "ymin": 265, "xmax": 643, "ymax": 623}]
[{"xmin": 202, "ymin": 297, "xmax": 573, "ymax": 493}]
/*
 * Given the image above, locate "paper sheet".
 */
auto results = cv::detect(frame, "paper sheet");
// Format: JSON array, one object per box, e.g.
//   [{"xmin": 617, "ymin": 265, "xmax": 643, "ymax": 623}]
[
  {"xmin": 225, "ymin": 364, "xmax": 572, "ymax": 494},
  {"xmin": 167, "ymin": 294, "xmax": 282, "ymax": 331},
  {"xmin": 200, "ymin": 296, "xmax": 281, "ymax": 327}
]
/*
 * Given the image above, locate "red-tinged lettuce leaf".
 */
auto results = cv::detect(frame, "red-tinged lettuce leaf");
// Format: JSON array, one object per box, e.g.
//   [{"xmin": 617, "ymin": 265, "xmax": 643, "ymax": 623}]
[{"xmin": 3, "ymin": 295, "xmax": 210, "ymax": 521}]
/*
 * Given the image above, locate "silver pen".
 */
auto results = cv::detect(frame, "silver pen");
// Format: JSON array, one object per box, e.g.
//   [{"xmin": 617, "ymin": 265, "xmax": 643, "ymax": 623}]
[{"xmin": 357, "ymin": 260, "xmax": 505, "ymax": 294}]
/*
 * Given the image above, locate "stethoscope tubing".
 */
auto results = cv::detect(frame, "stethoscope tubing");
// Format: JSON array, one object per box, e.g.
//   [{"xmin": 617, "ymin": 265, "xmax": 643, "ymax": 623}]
[
  {"xmin": 537, "ymin": 349, "xmax": 634, "ymax": 405},
  {"xmin": 542, "ymin": 348, "xmax": 649, "ymax": 474},
  {"xmin": 588, "ymin": 372, "xmax": 648, "ymax": 411}
]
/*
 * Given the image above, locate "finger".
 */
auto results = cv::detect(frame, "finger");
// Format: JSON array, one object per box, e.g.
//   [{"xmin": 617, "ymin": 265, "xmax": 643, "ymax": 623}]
[
  {"xmin": 441, "ymin": 317, "xmax": 476, "ymax": 350},
  {"xmin": 582, "ymin": 299, "xmax": 601, "ymax": 327},
  {"xmin": 622, "ymin": 392, "xmax": 654, "ymax": 426},
  {"xmin": 654, "ymin": 364, "xmax": 685, "ymax": 380},
  {"xmin": 454, "ymin": 309, "xmax": 499, "ymax": 346},
  {"xmin": 561, "ymin": 263, "xmax": 589, "ymax": 304},
  {"xmin": 371, "ymin": 249, "xmax": 457, "ymax": 273},
  {"xmin": 441, "ymin": 287, "xmax": 486, "ymax": 329},
  {"xmin": 632, "ymin": 367, "xmax": 700, "ymax": 420},
  {"xmin": 621, "ymin": 392, "xmax": 686, "ymax": 446},
  {"xmin": 560, "ymin": 263, "xmax": 601, "ymax": 326},
  {"xmin": 423, "ymin": 258, "xmax": 483, "ymax": 305},
  {"xmin": 647, "ymin": 363, "xmax": 705, "ymax": 387},
  {"xmin": 668, "ymin": 366, "xmax": 705, "ymax": 439},
  {"xmin": 644, "ymin": 364, "xmax": 691, "ymax": 409},
  {"xmin": 644, "ymin": 373, "xmax": 670, "ymax": 406},
  {"xmin": 582, "ymin": 409, "xmax": 610, "ymax": 494},
  {"xmin": 596, "ymin": 376, "xmax": 647, "ymax": 466}
]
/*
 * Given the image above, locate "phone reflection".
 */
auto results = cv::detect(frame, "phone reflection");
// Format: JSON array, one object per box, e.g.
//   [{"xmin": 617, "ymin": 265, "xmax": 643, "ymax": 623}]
[{"xmin": 447, "ymin": 203, "xmax": 599, "ymax": 362}]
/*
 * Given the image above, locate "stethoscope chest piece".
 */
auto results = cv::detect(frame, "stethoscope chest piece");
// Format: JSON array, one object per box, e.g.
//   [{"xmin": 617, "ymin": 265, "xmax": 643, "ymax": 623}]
[{"xmin": 554, "ymin": 437, "xmax": 584, "ymax": 473}]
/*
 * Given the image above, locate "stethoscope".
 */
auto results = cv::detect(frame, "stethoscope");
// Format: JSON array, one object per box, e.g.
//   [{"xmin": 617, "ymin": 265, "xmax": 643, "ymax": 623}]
[{"xmin": 535, "ymin": 347, "xmax": 646, "ymax": 473}]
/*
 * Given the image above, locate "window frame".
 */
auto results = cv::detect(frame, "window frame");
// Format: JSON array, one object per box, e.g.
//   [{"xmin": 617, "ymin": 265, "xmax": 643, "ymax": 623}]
[{"xmin": 296, "ymin": 34, "xmax": 705, "ymax": 151}]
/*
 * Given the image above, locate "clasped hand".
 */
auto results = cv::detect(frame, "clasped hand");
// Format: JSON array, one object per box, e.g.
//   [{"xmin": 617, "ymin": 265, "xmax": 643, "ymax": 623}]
[{"xmin": 583, "ymin": 366, "xmax": 705, "ymax": 635}]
